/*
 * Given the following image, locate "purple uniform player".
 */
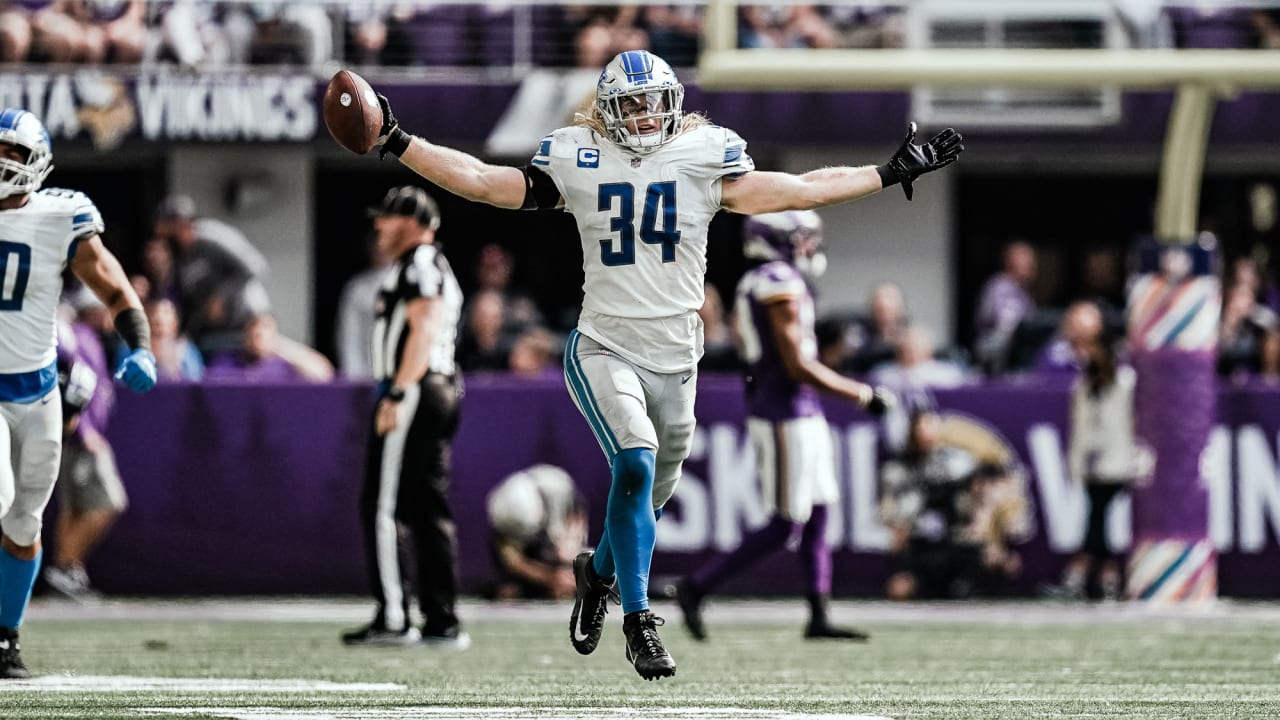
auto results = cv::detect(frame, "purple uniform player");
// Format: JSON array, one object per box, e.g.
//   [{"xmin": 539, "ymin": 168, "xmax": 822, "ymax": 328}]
[{"xmin": 675, "ymin": 210, "xmax": 894, "ymax": 642}]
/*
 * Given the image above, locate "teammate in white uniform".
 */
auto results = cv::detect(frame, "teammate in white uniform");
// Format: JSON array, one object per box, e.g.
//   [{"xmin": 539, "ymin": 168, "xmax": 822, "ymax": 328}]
[
  {"xmin": 0, "ymin": 109, "xmax": 156, "ymax": 679},
  {"xmin": 363, "ymin": 50, "xmax": 963, "ymax": 679}
]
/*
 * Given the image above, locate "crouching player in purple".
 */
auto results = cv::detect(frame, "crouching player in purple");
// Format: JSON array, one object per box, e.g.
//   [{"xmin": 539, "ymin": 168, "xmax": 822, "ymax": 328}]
[{"xmin": 675, "ymin": 210, "xmax": 893, "ymax": 642}]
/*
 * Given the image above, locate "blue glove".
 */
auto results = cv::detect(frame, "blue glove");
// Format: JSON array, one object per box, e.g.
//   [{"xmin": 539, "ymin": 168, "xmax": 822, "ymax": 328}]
[{"xmin": 114, "ymin": 349, "xmax": 158, "ymax": 393}]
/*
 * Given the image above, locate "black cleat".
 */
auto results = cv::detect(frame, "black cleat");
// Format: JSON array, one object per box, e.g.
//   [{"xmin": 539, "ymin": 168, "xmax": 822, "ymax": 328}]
[
  {"xmin": 623, "ymin": 610, "xmax": 677, "ymax": 680},
  {"xmin": 421, "ymin": 625, "xmax": 472, "ymax": 651},
  {"xmin": 340, "ymin": 622, "xmax": 421, "ymax": 647},
  {"xmin": 804, "ymin": 620, "xmax": 869, "ymax": 641},
  {"xmin": 569, "ymin": 551, "xmax": 618, "ymax": 655},
  {"xmin": 675, "ymin": 579, "xmax": 707, "ymax": 641},
  {"xmin": 0, "ymin": 627, "xmax": 30, "ymax": 679}
]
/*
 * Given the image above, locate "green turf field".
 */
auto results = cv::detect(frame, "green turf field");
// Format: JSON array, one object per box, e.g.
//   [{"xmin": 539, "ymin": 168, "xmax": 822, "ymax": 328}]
[{"xmin": 3, "ymin": 599, "xmax": 1279, "ymax": 719}]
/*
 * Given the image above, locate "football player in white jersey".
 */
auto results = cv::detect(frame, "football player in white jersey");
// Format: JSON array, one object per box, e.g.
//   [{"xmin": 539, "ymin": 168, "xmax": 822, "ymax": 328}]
[
  {"xmin": 364, "ymin": 50, "xmax": 962, "ymax": 680},
  {"xmin": 0, "ymin": 109, "xmax": 157, "ymax": 679}
]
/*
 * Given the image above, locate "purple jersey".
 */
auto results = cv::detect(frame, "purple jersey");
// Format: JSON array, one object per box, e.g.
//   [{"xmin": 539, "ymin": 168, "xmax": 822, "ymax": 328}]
[
  {"xmin": 733, "ymin": 261, "xmax": 822, "ymax": 421},
  {"xmin": 56, "ymin": 319, "xmax": 115, "ymax": 440}
]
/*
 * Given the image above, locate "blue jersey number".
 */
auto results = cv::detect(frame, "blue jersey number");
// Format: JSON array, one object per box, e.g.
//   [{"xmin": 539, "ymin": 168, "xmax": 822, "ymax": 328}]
[
  {"xmin": 0, "ymin": 241, "xmax": 31, "ymax": 312},
  {"xmin": 598, "ymin": 182, "xmax": 681, "ymax": 266}
]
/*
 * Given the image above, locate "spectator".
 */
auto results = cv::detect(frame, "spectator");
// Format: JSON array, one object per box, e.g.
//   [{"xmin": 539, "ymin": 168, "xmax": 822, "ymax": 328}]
[
  {"xmin": 569, "ymin": 5, "xmax": 648, "ymax": 68},
  {"xmin": 485, "ymin": 464, "xmax": 587, "ymax": 601},
  {"xmin": 1113, "ymin": 0, "xmax": 1174, "ymax": 48},
  {"xmin": 137, "ymin": 235, "xmax": 178, "ymax": 306},
  {"xmin": 1219, "ymin": 283, "xmax": 1274, "ymax": 377},
  {"xmin": 342, "ymin": 2, "xmax": 414, "ymax": 67},
  {"xmin": 1080, "ymin": 247, "xmax": 1125, "ymax": 327},
  {"xmin": 244, "ymin": 2, "xmax": 333, "ymax": 68},
  {"xmin": 739, "ymin": 4, "xmax": 837, "ymax": 49},
  {"xmin": 1042, "ymin": 321, "xmax": 1144, "ymax": 602},
  {"xmin": 0, "ymin": 2, "xmax": 32, "ymax": 62},
  {"xmin": 470, "ymin": 243, "xmax": 543, "ymax": 331},
  {"xmin": 151, "ymin": 193, "xmax": 271, "ymax": 356},
  {"xmin": 205, "ymin": 312, "xmax": 334, "ymax": 383},
  {"xmin": 826, "ymin": 4, "xmax": 905, "ymax": 49},
  {"xmin": 975, "ymin": 241, "xmax": 1038, "ymax": 375},
  {"xmin": 1165, "ymin": 5, "xmax": 1258, "ymax": 49},
  {"xmin": 815, "ymin": 317, "xmax": 850, "ymax": 371},
  {"xmin": 508, "ymin": 327, "xmax": 561, "ymax": 379},
  {"xmin": 644, "ymin": 4, "xmax": 701, "ymax": 66},
  {"xmin": 699, "ymin": 282, "xmax": 738, "ymax": 372},
  {"xmin": 76, "ymin": 0, "xmax": 146, "ymax": 64},
  {"xmin": 31, "ymin": 0, "xmax": 146, "ymax": 64},
  {"xmin": 457, "ymin": 289, "xmax": 511, "ymax": 372},
  {"xmin": 1033, "ymin": 300, "xmax": 1106, "ymax": 378},
  {"xmin": 43, "ymin": 299, "xmax": 129, "ymax": 602},
  {"xmin": 869, "ymin": 324, "xmax": 970, "ymax": 395},
  {"xmin": 1255, "ymin": 8, "xmax": 1280, "ymax": 49},
  {"xmin": 878, "ymin": 400, "xmax": 983, "ymax": 600},
  {"xmin": 335, "ymin": 235, "xmax": 392, "ymax": 379},
  {"xmin": 30, "ymin": 2, "xmax": 82, "ymax": 62},
  {"xmin": 149, "ymin": 0, "xmax": 238, "ymax": 68},
  {"xmin": 145, "ymin": 298, "xmax": 203, "ymax": 382},
  {"xmin": 845, "ymin": 281, "xmax": 908, "ymax": 375},
  {"xmin": 1259, "ymin": 329, "xmax": 1280, "ymax": 383}
]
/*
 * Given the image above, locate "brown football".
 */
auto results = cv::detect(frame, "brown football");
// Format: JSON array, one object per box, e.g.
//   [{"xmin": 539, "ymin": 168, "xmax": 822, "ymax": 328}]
[{"xmin": 323, "ymin": 70, "xmax": 382, "ymax": 155}]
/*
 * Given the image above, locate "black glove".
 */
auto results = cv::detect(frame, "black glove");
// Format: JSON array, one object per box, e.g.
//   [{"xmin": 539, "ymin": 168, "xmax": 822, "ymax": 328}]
[
  {"xmin": 877, "ymin": 122, "xmax": 964, "ymax": 201},
  {"xmin": 375, "ymin": 93, "xmax": 411, "ymax": 160},
  {"xmin": 862, "ymin": 386, "xmax": 896, "ymax": 417}
]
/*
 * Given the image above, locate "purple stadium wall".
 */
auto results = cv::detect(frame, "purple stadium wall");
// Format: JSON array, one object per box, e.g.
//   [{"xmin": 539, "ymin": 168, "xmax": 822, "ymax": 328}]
[{"xmin": 81, "ymin": 375, "xmax": 1280, "ymax": 598}]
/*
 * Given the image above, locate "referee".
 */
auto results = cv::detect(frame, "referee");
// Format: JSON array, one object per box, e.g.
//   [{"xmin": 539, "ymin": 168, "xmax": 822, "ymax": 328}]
[{"xmin": 342, "ymin": 186, "xmax": 468, "ymax": 649}]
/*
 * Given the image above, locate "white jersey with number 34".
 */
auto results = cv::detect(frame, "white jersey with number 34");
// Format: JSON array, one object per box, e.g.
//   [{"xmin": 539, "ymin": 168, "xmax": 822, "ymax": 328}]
[
  {"xmin": 0, "ymin": 189, "xmax": 103, "ymax": 373},
  {"xmin": 532, "ymin": 124, "xmax": 753, "ymax": 373}
]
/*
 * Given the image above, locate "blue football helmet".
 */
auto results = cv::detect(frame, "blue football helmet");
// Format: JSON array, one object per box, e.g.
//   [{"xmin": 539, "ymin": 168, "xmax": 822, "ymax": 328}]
[
  {"xmin": 742, "ymin": 210, "xmax": 827, "ymax": 279},
  {"xmin": 0, "ymin": 109, "xmax": 53, "ymax": 200},
  {"xmin": 596, "ymin": 50, "xmax": 684, "ymax": 152}
]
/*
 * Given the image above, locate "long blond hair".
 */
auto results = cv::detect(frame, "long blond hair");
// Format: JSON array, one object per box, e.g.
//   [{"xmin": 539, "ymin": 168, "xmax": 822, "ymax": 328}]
[{"xmin": 572, "ymin": 103, "xmax": 712, "ymax": 143}]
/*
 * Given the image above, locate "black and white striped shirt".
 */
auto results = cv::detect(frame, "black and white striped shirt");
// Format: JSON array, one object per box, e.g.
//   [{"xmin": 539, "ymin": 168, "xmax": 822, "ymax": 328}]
[{"xmin": 371, "ymin": 243, "xmax": 462, "ymax": 381}]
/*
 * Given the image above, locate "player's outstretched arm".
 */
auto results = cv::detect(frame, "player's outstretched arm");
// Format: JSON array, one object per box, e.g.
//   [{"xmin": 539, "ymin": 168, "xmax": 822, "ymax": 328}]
[
  {"xmin": 765, "ymin": 297, "xmax": 894, "ymax": 417},
  {"xmin": 721, "ymin": 166, "xmax": 884, "ymax": 215},
  {"xmin": 70, "ymin": 234, "xmax": 157, "ymax": 393},
  {"xmin": 374, "ymin": 93, "xmax": 527, "ymax": 210},
  {"xmin": 721, "ymin": 122, "xmax": 963, "ymax": 214}
]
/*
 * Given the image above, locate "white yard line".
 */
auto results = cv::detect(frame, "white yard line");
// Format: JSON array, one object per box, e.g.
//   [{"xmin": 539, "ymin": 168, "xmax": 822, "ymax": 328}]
[
  {"xmin": 0, "ymin": 676, "xmax": 404, "ymax": 692},
  {"xmin": 139, "ymin": 709, "xmax": 892, "ymax": 720},
  {"xmin": 25, "ymin": 596, "xmax": 1280, "ymax": 625}
]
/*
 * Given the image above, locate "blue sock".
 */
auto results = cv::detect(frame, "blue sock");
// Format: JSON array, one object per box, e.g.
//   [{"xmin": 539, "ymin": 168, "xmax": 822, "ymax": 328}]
[
  {"xmin": 593, "ymin": 505, "xmax": 663, "ymax": 580},
  {"xmin": 0, "ymin": 545, "xmax": 42, "ymax": 629},
  {"xmin": 606, "ymin": 448, "xmax": 656, "ymax": 614},
  {"xmin": 592, "ymin": 526, "xmax": 615, "ymax": 581}
]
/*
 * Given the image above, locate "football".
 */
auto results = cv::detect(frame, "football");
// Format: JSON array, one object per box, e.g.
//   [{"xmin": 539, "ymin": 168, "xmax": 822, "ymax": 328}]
[{"xmin": 323, "ymin": 70, "xmax": 382, "ymax": 155}]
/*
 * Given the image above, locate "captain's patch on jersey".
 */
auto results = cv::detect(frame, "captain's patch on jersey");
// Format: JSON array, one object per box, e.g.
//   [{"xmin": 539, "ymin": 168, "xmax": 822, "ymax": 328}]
[{"xmin": 577, "ymin": 148, "xmax": 600, "ymax": 168}]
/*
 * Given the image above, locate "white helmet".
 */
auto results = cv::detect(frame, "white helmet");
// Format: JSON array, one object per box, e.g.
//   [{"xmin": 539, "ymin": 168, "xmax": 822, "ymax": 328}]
[
  {"xmin": 0, "ymin": 109, "xmax": 53, "ymax": 200},
  {"xmin": 743, "ymin": 210, "xmax": 828, "ymax": 280},
  {"xmin": 596, "ymin": 50, "xmax": 684, "ymax": 152}
]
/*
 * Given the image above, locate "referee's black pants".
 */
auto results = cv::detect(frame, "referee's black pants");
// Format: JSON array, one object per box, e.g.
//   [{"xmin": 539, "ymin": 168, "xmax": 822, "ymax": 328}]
[{"xmin": 360, "ymin": 373, "xmax": 462, "ymax": 633}]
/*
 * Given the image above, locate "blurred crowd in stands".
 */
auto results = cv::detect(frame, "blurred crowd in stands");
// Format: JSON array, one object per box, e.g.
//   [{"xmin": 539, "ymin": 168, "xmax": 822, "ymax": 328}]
[
  {"xmin": 1, "ymin": 2, "xmax": 1277, "ymax": 69},
  {"xmin": 81, "ymin": 188, "xmax": 1278, "ymax": 396}
]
